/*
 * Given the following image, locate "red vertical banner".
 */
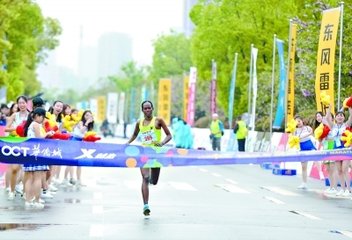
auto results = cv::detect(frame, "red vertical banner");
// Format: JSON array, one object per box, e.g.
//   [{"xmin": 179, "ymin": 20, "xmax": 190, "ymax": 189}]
[
  {"xmin": 210, "ymin": 60, "xmax": 217, "ymax": 114},
  {"xmin": 186, "ymin": 67, "xmax": 197, "ymax": 126},
  {"xmin": 183, "ymin": 76, "xmax": 189, "ymax": 121}
]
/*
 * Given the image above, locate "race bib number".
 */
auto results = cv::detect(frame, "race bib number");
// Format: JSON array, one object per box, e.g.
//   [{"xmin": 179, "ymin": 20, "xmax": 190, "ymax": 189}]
[{"xmin": 140, "ymin": 130, "xmax": 156, "ymax": 145}]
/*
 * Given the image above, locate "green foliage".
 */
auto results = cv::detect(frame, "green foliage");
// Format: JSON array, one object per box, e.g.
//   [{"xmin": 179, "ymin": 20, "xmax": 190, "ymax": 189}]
[
  {"xmin": 0, "ymin": 0, "xmax": 61, "ymax": 101},
  {"xmin": 191, "ymin": 0, "xmax": 296, "ymax": 124},
  {"xmin": 190, "ymin": 0, "xmax": 352, "ymax": 130},
  {"xmin": 149, "ymin": 31, "xmax": 192, "ymax": 83},
  {"xmin": 108, "ymin": 61, "xmax": 147, "ymax": 121}
]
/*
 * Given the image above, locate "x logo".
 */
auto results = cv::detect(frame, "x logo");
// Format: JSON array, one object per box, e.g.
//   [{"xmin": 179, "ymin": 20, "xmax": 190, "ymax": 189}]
[{"xmin": 75, "ymin": 149, "xmax": 96, "ymax": 159}]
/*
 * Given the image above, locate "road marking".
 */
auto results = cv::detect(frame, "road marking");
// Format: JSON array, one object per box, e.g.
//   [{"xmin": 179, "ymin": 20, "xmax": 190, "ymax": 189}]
[
  {"xmin": 124, "ymin": 180, "xmax": 140, "ymax": 189},
  {"xmin": 168, "ymin": 182, "xmax": 197, "ymax": 191},
  {"xmin": 215, "ymin": 184, "xmax": 250, "ymax": 193},
  {"xmin": 89, "ymin": 224, "xmax": 104, "ymax": 238},
  {"xmin": 92, "ymin": 205, "xmax": 104, "ymax": 214},
  {"xmin": 264, "ymin": 196, "xmax": 285, "ymax": 205},
  {"xmin": 289, "ymin": 210, "xmax": 321, "ymax": 220},
  {"xmin": 330, "ymin": 230, "xmax": 352, "ymax": 238},
  {"xmin": 211, "ymin": 173, "xmax": 222, "ymax": 177},
  {"xmin": 261, "ymin": 186, "xmax": 300, "ymax": 196},
  {"xmin": 199, "ymin": 168, "xmax": 208, "ymax": 173},
  {"xmin": 93, "ymin": 192, "xmax": 103, "ymax": 200},
  {"xmin": 225, "ymin": 178, "xmax": 238, "ymax": 185}
]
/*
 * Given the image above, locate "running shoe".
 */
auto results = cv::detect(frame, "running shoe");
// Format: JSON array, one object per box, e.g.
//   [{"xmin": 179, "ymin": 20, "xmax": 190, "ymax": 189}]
[
  {"xmin": 297, "ymin": 183, "xmax": 307, "ymax": 190},
  {"xmin": 143, "ymin": 204, "xmax": 151, "ymax": 216},
  {"xmin": 7, "ymin": 191, "xmax": 15, "ymax": 200}
]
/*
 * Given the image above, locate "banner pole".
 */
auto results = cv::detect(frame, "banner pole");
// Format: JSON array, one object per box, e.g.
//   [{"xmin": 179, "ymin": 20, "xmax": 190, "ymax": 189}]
[
  {"xmin": 270, "ymin": 34, "xmax": 277, "ymax": 152},
  {"xmin": 337, "ymin": 2, "xmax": 344, "ymax": 110}
]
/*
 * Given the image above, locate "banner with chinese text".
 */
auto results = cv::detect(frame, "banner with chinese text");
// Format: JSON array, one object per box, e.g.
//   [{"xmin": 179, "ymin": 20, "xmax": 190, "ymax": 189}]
[
  {"xmin": 286, "ymin": 23, "xmax": 297, "ymax": 124},
  {"xmin": 157, "ymin": 79, "xmax": 171, "ymax": 125},
  {"xmin": 186, "ymin": 67, "xmax": 197, "ymax": 126},
  {"xmin": 315, "ymin": 7, "xmax": 340, "ymax": 114},
  {"xmin": 183, "ymin": 76, "xmax": 189, "ymax": 121}
]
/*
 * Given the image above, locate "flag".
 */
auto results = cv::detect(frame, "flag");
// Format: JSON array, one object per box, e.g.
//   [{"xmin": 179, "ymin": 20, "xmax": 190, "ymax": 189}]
[
  {"xmin": 286, "ymin": 23, "xmax": 297, "ymax": 124},
  {"xmin": 210, "ymin": 60, "xmax": 217, "ymax": 114},
  {"xmin": 249, "ymin": 48, "xmax": 258, "ymax": 130},
  {"xmin": 315, "ymin": 7, "xmax": 340, "ymax": 114},
  {"xmin": 273, "ymin": 39, "xmax": 286, "ymax": 129},
  {"xmin": 186, "ymin": 67, "xmax": 197, "ymax": 126},
  {"xmin": 157, "ymin": 79, "xmax": 171, "ymax": 125}
]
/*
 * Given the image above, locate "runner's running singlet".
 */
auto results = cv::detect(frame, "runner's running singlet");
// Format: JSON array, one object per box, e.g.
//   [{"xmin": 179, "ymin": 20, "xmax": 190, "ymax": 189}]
[{"xmin": 139, "ymin": 117, "xmax": 161, "ymax": 146}]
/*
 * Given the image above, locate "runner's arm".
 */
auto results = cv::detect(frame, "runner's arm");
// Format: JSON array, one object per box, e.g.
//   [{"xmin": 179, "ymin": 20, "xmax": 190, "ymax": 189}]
[
  {"xmin": 127, "ymin": 121, "xmax": 140, "ymax": 144},
  {"xmin": 155, "ymin": 118, "xmax": 172, "ymax": 146}
]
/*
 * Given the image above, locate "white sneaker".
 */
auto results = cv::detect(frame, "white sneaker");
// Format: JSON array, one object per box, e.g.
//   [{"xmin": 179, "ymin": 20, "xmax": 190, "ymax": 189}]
[
  {"xmin": 324, "ymin": 188, "xmax": 337, "ymax": 195},
  {"xmin": 41, "ymin": 191, "xmax": 53, "ymax": 199},
  {"xmin": 7, "ymin": 191, "xmax": 15, "ymax": 200},
  {"xmin": 336, "ymin": 189, "xmax": 344, "ymax": 196},
  {"xmin": 32, "ymin": 202, "xmax": 45, "ymax": 209},
  {"xmin": 48, "ymin": 184, "xmax": 58, "ymax": 192},
  {"xmin": 62, "ymin": 179, "xmax": 73, "ymax": 187},
  {"xmin": 297, "ymin": 183, "xmax": 307, "ymax": 190},
  {"xmin": 38, "ymin": 198, "xmax": 45, "ymax": 204},
  {"xmin": 50, "ymin": 178, "xmax": 60, "ymax": 186},
  {"xmin": 15, "ymin": 183, "xmax": 23, "ymax": 195},
  {"xmin": 5, "ymin": 187, "xmax": 10, "ymax": 193},
  {"xmin": 24, "ymin": 201, "xmax": 34, "ymax": 209},
  {"xmin": 342, "ymin": 189, "xmax": 351, "ymax": 197}
]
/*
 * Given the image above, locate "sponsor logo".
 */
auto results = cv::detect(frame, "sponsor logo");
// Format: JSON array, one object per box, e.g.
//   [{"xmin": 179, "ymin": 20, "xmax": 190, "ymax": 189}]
[
  {"xmin": 1, "ymin": 145, "xmax": 30, "ymax": 157},
  {"xmin": 75, "ymin": 148, "xmax": 116, "ymax": 160}
]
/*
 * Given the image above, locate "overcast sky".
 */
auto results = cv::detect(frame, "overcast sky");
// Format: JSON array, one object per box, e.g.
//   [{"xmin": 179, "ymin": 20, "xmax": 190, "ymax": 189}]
[{"xmin": 35, "ymin": 0, "xmax": 183, "ymax": 71}]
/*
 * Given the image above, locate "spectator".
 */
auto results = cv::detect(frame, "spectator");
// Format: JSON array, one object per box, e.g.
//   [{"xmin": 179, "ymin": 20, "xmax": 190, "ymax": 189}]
[
  {"xmin": 234, "ymin": 116, "xmax": 248, "ymax": 152},
  {"xmin": 209, "ymin": 113, "xmax": 224, "ymax": 151}
]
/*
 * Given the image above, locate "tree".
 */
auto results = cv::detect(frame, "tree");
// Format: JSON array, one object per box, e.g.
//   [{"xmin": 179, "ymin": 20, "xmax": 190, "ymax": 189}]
[
  {"xmin": 190, "ymin": 0, "xmax": 351, "ymax": 131},
  {"xmin": 108, "ymin": 61, "xmax": 147, "ymax": 122},
  {"xmin": 149, "ymin": 31, "xmax": 192, "ymax": 83},
  {"xmin": 0, "ymin": 0, "xmax": 61, "ymax": 100}
]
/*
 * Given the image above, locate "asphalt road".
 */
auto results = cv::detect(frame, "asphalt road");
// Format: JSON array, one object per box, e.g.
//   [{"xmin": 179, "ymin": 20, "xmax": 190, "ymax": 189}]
[{"xmin": 0, "ymin": 138, "xmax": 352, "ymax": 240}]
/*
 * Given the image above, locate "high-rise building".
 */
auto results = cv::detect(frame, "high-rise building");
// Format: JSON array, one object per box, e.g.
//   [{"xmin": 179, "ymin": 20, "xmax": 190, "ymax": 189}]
[
  {"xmin": 37, "ymin": 52, "xmax": 61, "ymax": 89},
  {"xmin": 77, "ymin": 26, "xmax": 98, "ymax": 88},
  {"xmin": 183, "ymin": 0, "xmax": 197, "ymax": 37},
  {"xmin": 97, "ymin": 32, "xmax": 132, "ymax": 78}
]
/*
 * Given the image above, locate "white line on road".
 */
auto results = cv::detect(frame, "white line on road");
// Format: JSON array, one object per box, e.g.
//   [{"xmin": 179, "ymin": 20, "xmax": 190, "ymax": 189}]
[
  {"xmin": 211, "ymin": 173, "xmax": 222, "ymax": 177},
  {"xmin": 215, "ymin": 184, "xmax": 250, "ymax": 193},
  {"xmin": 261, "ymin": 186, "xmax": 300, "ymax": 196},
  {"xmin": 89, "ymin": 224, "xmax": 104, "ymax": 238},
  {"xmin": 289, "ymin": 210, "xmax": 322, "ymax": 220},
  {"xmin": 93, "ymin": 192, "xmax": 103, "ymax": 200},
  {"xmin": 168, "ymin": 182, "xmax": 197, "ymax": 191},
  {"xmin": 92, "ymin": 205, "xmax": 104, "ymax": 214},
  {"xmin": 334, "ymin": 230, "xmax": 352, "ymax": 238},
  {"xmin": 199, "ymin": 168, "xmax": 209, "ymax": 173},
  {"xmin": 225, "ymin": 178, "xmax": 238, "ymax": 185},
  {"xmin": 264, "ymin": 196, "xmax": 285, "ymax": 205}
]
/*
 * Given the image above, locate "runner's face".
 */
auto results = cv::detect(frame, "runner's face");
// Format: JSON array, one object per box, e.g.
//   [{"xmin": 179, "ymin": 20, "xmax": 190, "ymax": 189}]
[{"xmin": 142, "ymin": 103, "xmax": 153, "ymax": 118}]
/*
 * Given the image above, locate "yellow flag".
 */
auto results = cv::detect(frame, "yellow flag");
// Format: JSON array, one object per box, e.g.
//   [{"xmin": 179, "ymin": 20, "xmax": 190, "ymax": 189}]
[
  {"xmin": 96, "ymin": 96, "xmax": 106, "ymax": 123},
  {"xmin": 157, "ymin": 79, "xmax": 171, "ymax": 125},
  {"xmin": 286, "ymin": 23, "xmax": 297, "ymax": 124},
  {"xmin": 315, "ymin": 7, "xmax": 340, "ymax": 114}
]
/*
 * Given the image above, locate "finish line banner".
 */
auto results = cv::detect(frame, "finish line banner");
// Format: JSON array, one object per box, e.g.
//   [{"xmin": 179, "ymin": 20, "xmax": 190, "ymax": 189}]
[{"xmin": 0, "ymin": 138, "xmax": 352, "ymax": 168}]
